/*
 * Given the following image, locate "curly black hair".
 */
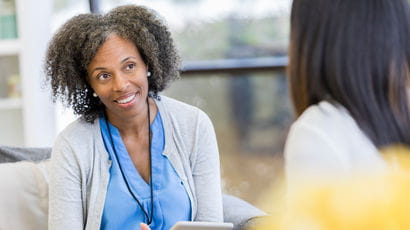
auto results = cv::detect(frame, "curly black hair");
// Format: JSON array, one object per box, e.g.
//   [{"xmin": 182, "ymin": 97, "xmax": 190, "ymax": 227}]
[{"xmin": 44, "ymin": 5, "xmax": 181, "ymax": 122}]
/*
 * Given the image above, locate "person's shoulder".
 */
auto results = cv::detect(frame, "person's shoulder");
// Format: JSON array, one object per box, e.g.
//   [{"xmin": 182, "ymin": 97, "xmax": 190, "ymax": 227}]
[
  {"xmin": 289, "ymin": 100, "xmax": 370, "ymax": 153},
  {"xmin": 157, "ymin": 95, "xmax": 209, "ymax": 118},
  {"xmin": 157, "ymin": 95, "xmax": 213, "ymax": 129},
  {"xmin": 158, "ymin": 95, "xmax": 199, "ymax": 111},
  {"xmin": 294, "ymin": 100, "xmax": 351, "ymax": 129},
  {"xmin": 56, "ymin": 117, "xmax": 98, "ymax": 143}
]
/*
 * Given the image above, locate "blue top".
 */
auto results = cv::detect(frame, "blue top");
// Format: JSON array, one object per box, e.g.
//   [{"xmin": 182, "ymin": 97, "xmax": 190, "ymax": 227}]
[{"xmin": 99, "ymin": 112, "xmax": 191, "ymax": 230}]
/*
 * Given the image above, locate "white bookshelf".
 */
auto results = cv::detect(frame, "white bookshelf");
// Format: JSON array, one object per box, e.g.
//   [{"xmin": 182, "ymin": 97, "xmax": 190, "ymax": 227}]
[
  {"xmin": 0, "ymin": 97, "xmax": 22, "ymax": 109},
  {"xmin": 0, "ymin": 39, "xmax": 20, "ymax": 55},
  {"xmin": 0, "ymin": 0, "xmax": 55, "ymax": 147}
]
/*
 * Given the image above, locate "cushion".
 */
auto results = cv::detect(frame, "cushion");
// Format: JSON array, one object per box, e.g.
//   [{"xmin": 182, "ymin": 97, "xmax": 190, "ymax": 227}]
[{"xmin": 0, "ymin": 160, "xmax": 49, "ymax": 230}]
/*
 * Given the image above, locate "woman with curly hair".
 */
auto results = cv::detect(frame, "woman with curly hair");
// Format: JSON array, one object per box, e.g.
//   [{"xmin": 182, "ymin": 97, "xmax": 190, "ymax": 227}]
[{"xmin": 45, "ymin": 5, "xmax": 223, "ymax": 230}]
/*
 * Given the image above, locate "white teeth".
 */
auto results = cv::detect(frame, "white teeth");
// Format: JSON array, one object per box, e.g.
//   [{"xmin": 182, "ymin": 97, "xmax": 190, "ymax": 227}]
[{"xmin": 117, "ymin": 94, "xmax": 136, "ymax": 104}]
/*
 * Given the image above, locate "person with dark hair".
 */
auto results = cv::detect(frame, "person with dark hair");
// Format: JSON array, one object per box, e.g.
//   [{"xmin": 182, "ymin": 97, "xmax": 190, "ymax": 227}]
[
  {"xmin": 45, "ymin": 5, "xmax": 222, "ymax": 230},
  {"xmin": 285, "ymin": 0, "xmax": 410, "ymax": 186}
]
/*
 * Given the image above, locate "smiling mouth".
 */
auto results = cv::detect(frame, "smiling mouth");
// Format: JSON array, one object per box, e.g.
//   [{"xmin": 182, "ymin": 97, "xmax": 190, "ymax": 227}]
[{"xmin": 115, "ymin": 94, "xmax": 136, "ymax": 104}]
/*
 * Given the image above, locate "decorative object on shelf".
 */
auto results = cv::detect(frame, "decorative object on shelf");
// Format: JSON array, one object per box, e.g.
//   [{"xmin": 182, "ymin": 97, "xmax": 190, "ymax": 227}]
[
  {"xmin": 0, "ymin": 0, "xmax": 18, "ymax": 39},
  {"xmin": 7, "ymin": 74, "xmax": 20, "ymax": 98}
]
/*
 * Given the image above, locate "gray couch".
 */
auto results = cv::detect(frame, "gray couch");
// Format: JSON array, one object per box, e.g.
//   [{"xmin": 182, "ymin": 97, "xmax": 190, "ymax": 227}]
[{"xmin": 0, "ymin": 146, "xmax": 266, "ymax": 230}]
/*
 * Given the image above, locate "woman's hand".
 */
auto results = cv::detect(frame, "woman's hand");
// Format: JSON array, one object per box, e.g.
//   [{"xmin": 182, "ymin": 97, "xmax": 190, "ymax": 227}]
[{"xmin": 140, "ymin": 223, "xmax": 151, "ymax": 230}]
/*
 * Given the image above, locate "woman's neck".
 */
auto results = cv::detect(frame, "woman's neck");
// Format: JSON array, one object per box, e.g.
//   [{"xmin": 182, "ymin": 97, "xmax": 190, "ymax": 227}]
[{"xmin": 106, "ymin": 97, "xmax": 157, "ymax": 137}]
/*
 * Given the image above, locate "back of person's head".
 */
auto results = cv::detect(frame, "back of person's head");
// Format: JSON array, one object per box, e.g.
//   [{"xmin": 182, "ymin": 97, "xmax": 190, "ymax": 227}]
[{"xmin": 288, "ymin": 0, "xmax": 410, "ymax": 147}]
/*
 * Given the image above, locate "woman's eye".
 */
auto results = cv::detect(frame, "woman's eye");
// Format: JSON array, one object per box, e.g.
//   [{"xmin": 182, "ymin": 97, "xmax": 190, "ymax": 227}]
[
  {"xmin": 126, "ymin": 63, "xmax": 136, "ymax": 70},
  {"xmin": 97, "ymin": 73, "xmax": 110, "ymax": 80}
]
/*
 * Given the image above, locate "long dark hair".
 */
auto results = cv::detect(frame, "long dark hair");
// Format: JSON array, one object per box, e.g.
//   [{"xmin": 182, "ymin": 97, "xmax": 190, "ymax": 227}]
[{"xmin": 288, "ymin": 0, "xmax": 410, "ymax": 147}]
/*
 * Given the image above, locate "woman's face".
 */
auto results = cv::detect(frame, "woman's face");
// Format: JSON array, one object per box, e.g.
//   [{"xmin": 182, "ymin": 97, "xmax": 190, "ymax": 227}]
[{"xmin": 87, "ymin": 34, "xmax": 149, "ymax": 121}]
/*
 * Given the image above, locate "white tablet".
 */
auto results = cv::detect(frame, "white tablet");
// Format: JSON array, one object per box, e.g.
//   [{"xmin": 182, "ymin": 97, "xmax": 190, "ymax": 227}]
[{"xmin": 170, "ymin": 221, "xmax": 234, "ymax": 230}]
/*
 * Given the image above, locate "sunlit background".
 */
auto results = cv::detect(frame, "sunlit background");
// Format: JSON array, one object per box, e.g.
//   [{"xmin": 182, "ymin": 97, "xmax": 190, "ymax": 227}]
[{"xmin": 0, "ymin": 0, "xmax": 292, "ymax": 210}]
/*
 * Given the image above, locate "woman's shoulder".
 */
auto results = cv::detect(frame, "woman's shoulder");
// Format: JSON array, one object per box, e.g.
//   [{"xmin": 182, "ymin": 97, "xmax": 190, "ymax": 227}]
[
  {"xmin": 155, "ymin": 95, "xmax": 215, "ymax": 144},
  {"xmin": 293, "ymin": 101, "xmax": 353, "ymax": 131},
  {"xmin": 52, "ymin": 117, "xmax": 103, "ymax": 165},
  {"xmin": 157, "ymin": 95, "xmax": 200, "ymax": 111},
  {"xmin": 286, "ymin": 101, "xmax": 385, "ymax": 178},
  {"xmin": 55, "ymin": 117, "xmax": 99, "ymax": 145},
  {"xmin": 156, "ymin": 95, "xmax": 210, "ymax": 121},
  {"xmin": 288, "ymin": 100, "xmax": 379, "ymax": 158},
  {"xmin": 287, "ymin": 100, "xmax": 363, "ymax": 153}
]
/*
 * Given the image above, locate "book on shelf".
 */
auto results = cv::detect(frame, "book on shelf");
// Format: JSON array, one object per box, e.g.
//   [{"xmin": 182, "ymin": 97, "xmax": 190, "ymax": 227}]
[{"xmin": 0, "ymin": 0, "xmax": 18, "ymax": 39}]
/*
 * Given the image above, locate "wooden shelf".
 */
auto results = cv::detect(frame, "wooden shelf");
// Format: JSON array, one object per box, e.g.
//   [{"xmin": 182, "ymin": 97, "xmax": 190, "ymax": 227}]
[
  {"xmin": 0, "ymin": 97, "xmax": 22, "ymax": 110},
  {"xmin": 0, "ymin": 39, "xmax": 20, "ymax": 56}
]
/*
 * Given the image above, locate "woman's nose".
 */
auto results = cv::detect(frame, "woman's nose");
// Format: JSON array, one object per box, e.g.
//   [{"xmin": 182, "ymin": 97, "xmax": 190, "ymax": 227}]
[{"xmin": 112, "ymin": 74, "xmax": 129, "ymax": 92}]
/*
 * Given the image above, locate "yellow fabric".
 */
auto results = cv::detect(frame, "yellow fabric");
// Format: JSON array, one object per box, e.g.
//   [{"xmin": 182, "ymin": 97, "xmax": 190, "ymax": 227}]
[{"xmin": 257, "ymin": 146, "xmax": 410, "ymax": 230}]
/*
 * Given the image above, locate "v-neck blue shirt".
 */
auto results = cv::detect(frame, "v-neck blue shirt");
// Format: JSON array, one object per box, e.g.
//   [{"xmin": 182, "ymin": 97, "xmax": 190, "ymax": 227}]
[{"xmin": 99, "ymin": 112, "xmax": 191, "ymax": 230}]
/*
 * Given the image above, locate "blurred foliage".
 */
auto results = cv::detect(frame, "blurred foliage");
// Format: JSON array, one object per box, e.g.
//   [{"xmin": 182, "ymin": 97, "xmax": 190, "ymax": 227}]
[
  {"xmin": 81, "ymin": 0, "xmax": 289, "ymax": 60},
  {"xmin": 173, "ymin": 15, "xmax": 289, "ymax": 60}
]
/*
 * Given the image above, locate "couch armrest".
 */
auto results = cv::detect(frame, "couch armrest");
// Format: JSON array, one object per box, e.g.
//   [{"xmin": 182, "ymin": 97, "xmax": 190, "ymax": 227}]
[{"xmin": 223, "ymin": 194, "xmax": 267, "ymax": 230}]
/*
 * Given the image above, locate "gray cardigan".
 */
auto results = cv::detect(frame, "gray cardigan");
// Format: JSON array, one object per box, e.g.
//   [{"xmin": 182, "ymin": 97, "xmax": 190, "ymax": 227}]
[{"xmin": 49, "ymin": 96, "xmax": 223, "ymax": 229}]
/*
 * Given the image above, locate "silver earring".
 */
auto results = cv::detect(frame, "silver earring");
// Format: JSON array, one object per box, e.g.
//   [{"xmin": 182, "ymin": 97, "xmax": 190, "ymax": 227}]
[
  {"xmin": 93, "ymin": 92, "xmax": 98, "ymax": 97},
  {"xmin": 147, "ymin": 71, "xmax": 151, "ymax": 77}
]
